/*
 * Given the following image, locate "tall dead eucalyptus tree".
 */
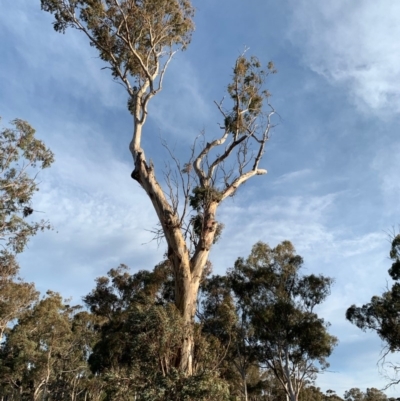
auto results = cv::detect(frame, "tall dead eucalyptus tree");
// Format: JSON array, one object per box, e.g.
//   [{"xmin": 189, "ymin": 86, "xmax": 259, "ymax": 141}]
[{"xmin": 40, "ymin": 0, "xmax": 277, "ymax": 376}]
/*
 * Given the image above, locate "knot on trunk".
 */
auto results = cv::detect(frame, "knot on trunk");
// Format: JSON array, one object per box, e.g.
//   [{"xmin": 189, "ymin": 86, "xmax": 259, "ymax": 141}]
[
  {"xmin": 131, "ymin": 168, "xmax": 140, "ymax": 182},
  {"xmin": 131, "ymin": 151, "xmax": 145, "ymax": 182},
  {"xmin": 205, "ymin": 219, "xmax": 216, "ymax": 231},
  {"xmin": 164, "ymin": 210, "xmax": 180, "ymax": 229}
]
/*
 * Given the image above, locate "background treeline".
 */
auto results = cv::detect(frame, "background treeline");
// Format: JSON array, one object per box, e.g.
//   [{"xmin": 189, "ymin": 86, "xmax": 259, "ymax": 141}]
[{"xmin": 0, "ymin": 242, "xmax": 398, "ymax": 401}]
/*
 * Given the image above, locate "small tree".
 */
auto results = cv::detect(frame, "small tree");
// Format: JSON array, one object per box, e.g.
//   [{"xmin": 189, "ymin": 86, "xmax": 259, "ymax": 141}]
[
  {"xmin": 0, "ymin": 118, "xmax": 54, "ymax": 255},
  {"xmin": 0, "ymin": 253, "xmax": 38, "ymax": 344},
  {"xmin": 0, "ymin": 117, "xmax": 53, "ymax": 344},
  {"xmin": 40, "ymin": 0, "xmax": 277, "ymax": 375},
  {"xmin": 0, "ymin": 292, "xmax": 86, "ymax": 401},
  {"xmin": 344, "ymin": 388, "xmax": 388, "ymax": 401},
  {"xmin": 229, "ymin": 241, "xmax": 337, "ymax": 401},
  {"xmin": 346, "ymin": 234, "xmax": 400, "ymax": 387},
  {"xmin": 84, "ymin": 264, "xmax": 229, "ymax": 401},
  {"xmin": 200, "ymin": 274, "xmax": 260, "ymax": 401}
]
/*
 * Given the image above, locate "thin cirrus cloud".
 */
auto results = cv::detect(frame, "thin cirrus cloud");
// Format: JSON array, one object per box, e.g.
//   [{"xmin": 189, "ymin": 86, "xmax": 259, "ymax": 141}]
[
  {"xmin": 149, "ymin": 56, "xmax": 217, "ymax": 142},
  {"xmin": 213, "ymin": 190, "xmax": 386, "ymax": 318},
  {"xmin": 273, "ymin": 168, "xmax": 313, "ymax": 185},
  {"xmin": 373, "ymin": 142, "xmax": 400, "ymax": 209},
  {"xmin": 15, "ymin": 117, "xmax": 165, "ymax": 299},
  {"xmin": 211, "ymin": 192, "xmax": 336, "ymax": 276},
  {"xmin": 213, "ymin": 191, "xmax": 383, "ymax": 272},
  {"xmin": 0, "ymin": 1, "xmax": 125, "ymax": 117},
  {"xmin": 288, "ymin": 0, "xmax": 400, "ymax": 116},
  {"xmin": 18, "ymin": 141, "xmax": 165, "ymax": 300}
]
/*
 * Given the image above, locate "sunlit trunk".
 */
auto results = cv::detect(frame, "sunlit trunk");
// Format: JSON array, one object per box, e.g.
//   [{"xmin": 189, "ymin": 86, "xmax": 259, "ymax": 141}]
[
  {"xmin": 284, "ymin": 346, "xmax": 298, "ymax": 401},
  {"xmin": 172, "ymin": 254, "xmax": 203, "ymax": 375},
  {"xmin": 131, "ymin": 122, "xmax": 219, "ymax": 376}
]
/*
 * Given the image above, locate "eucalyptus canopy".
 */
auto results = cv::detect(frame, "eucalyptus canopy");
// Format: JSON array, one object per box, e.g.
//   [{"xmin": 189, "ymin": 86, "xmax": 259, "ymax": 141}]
[{"xmin": 229, "ymin": 241, "xmax": 337, "ymax": 401}]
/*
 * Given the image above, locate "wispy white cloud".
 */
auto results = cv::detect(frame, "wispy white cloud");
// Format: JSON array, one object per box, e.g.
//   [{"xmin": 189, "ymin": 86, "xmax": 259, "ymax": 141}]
[
  {"xmin": 210, "ymin": 190, "xmax": 391, "ymax": 393},
  {"xmin": 215, "ymin": 193, "xmax": 337, "ymax": 258},
  {"xmin": 213, "ymin": 192, "xmax": 384, "ymax": 279},
  {"xmin": 0, "ymin": 1, "xmax": 126, "ymax": 115},
  {"xmin": 149, "ymin": 56, "xmax": 220, "ymax": 143},
  {"xmin": 273, "ymin": 168, "xmax": 312, "ymax": 185},
  {"xmin": 373, "ymin": 142, "xmax": 400, "ymax": 210},
  {"xmin": 288, "ymin": 0, "xmax": 400, "ymax": 116},
  {"xmin": 18, "ymin": 119, "xmax": 165, "ymax": 300},
  {"xmin": 319, "ymin": 355, "xmax": 396, "ymax": 396}
]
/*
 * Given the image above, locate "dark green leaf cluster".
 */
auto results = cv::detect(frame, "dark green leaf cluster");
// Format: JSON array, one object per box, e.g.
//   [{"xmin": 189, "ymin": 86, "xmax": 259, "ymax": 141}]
[
  {"xmin": 189, "ymin": 213, "xmax": 224, "ymax": 245},
  {"xmin": 0, "ymin": 251, "xmax": 39, "ymax": 369},
  {"xmin": 189, "ymin": 186, "xmax": 224, "ymax": 212},
  {"xmin": 0, "ymin": 291, "xmax": 98, "ymax": 401},
  {"xmin": 200, "ymin": 241, "xmax": 337, "ymax": 401},
  {"xmin": 83, "ymin": 263, "xmax": 229, "ymax": 401},
  {"xmin": 346, "ymin": 234, "xmax": 400, "ymax": 352},
  {"xmin": 0, "ymin": 263, "xmax": 229, "ymax": 400},
  {"xmin": 189, "ymin": 186, "xmax": 225, "ymax": 244}
]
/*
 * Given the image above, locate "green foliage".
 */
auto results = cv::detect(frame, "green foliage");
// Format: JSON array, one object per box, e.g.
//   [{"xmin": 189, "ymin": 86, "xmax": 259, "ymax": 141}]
[
  {"xmin": 190, "ymin": 213, "xmax": 224, "ymax": 245},
  {"xmin": 0, "ymin": 118, "xmax": 54, "ymax": 255},
  {"xmin": 225, "ymin": 56, "xmax": 276, "ymax": 137},
  {"xmin": 84, "ymin": 262, "xmax": 175, "ymax": 316},
  {"xmin": 297, "ymin": 386, "xmax": 345, "ymax": 401},
  {"xmin": 299, "ymin": 385, "xmax": 325, "ymax": 401},
  {"xmin": 0, "ymin": 291, "xmax": 96, "ymax": 401},
  {"xmin": 347, "ymin": 234, "xmax": 400, "ymax": 352},
  {"xmin": 189, "ymin": 186, "xmax": 224, "ymax": 211},
  {"xmin": 199, "ymin": 242, "xmax": 337, "ymax": 401},
  {"xmin": 0, "ymin": 251, "xmax": 39, "ymax": 345},
  {"xmin": 344, "ymin": 388, "xmax": 388, "ymax": 401},
  {"xmin": 0, "ymin": 118, "xmax": 52, "ymax": 378},
  {"xmin": 189, "ymin": 186, "xmax": 225, "ymax": 245},
  {"xmin": 40, "ymin": 0, "xmax": 195, "ymax": 84},
  {"xmin": 84, "ymin": 264, "xmax": 229, "ymax": 400},
  {"xmin": 228, "ymin": 241, "xmax": 337, "ymax": 399},
  {"xmin": 0, "ymin": 256, "xmax": 392, "ymax": 400},
  {"xmin": 201, "ymin": 275, "xmax": 237, "ymax": 342}
]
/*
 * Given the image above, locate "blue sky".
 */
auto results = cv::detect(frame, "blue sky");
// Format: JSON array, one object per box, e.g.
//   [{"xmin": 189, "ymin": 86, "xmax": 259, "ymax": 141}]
[{"xmin": 2, "ymin": 0, "xmax": 400, "ymax": 395}]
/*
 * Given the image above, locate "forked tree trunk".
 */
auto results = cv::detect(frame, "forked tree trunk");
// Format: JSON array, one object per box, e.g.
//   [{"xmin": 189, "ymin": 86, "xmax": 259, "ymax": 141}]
[
  {"xmin": 125, "ymin": 50, "xmax": 270, "ymax": 376},
  {"xmin": 131, "ymin": 134, "xmax": 218, "ymax": 375},
  {"xmin": 170, "ymin": 248, "xmax": 214, "ymax": 375}
]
